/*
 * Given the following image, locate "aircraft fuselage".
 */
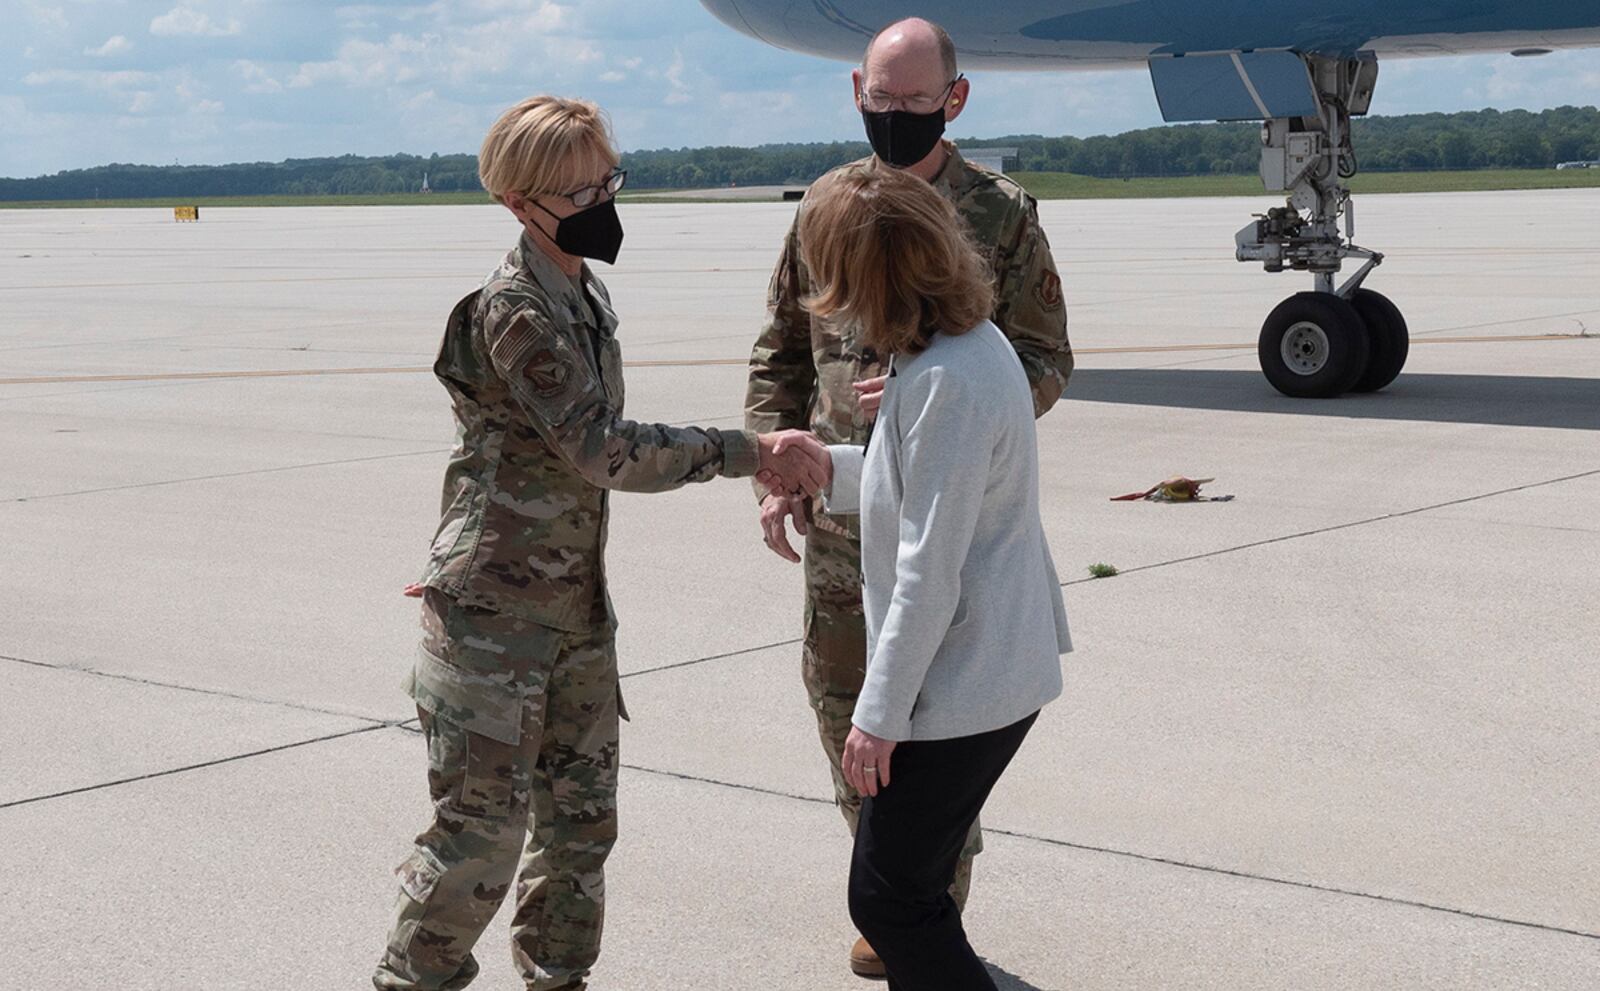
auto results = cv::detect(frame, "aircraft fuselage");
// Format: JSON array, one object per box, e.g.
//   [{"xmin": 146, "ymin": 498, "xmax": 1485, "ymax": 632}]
[{"xmin": 700, "ymin": 0, "xmax": 1600, "ymax": 70}]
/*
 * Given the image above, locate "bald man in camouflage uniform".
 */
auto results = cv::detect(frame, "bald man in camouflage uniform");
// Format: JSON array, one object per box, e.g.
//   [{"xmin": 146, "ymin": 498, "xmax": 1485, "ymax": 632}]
[{"xmin": 744, "ymin": 17, "xmax": 1073, "ymax": 978}]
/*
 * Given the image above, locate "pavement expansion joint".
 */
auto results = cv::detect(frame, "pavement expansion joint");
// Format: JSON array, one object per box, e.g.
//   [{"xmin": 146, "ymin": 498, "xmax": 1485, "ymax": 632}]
[
  {"xmin": 621, "ymin": 761, "xmax": 1600, "ymax": 945},
  {"xmin": 984, "ymin": 825, "xmax": 1600, "ymax": 944},
  {"xmin": 1413, "ymin": 306, "xmax": 1600, "ymax": 338},
  {"xmin": 620, "ymin": 637, "xmax": 802, "ymax": 681},
  {"xmin": 0, "ymin": 722, "xmax": 390, "ymax": 812},
  {"xmin": 622, "ymin": 468, "xmax": 1600, "ymax": 683},
  {"xmin": 0, "ymin": 651, "xmax": 393, "ymax": 725},
  {"xmin": 6, "ymin": 447, "xmax": 449, "ymax": 503},
  {"xmin": 622, "ymin": 761, "xmax": 834, "ymax": 808},
  {"xmin": 1064, "ymin": 467, "xmax": 1600, "ymax": 587}
]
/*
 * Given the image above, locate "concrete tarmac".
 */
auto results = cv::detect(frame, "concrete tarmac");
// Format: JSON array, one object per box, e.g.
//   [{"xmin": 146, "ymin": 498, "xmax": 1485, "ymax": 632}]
[{"xmin": 2, "ymin": 190, "xmax": 1598, "ymax": 990}]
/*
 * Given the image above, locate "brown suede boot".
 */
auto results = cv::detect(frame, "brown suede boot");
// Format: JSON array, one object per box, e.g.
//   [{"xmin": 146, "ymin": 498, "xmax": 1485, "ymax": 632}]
[{"xmin": 849, "ymin": 936, "xmax": 887, "ymax": 980}]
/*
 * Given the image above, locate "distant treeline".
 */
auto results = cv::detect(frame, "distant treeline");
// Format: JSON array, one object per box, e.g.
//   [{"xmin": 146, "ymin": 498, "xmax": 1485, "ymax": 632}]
[{"xmin": 5, "ymin": 107, "xmax": 1598, "ymax": 202}]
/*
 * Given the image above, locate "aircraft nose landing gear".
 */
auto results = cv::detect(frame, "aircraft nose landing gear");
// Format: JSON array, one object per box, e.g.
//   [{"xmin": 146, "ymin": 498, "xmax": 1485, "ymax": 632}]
[{"xmin": 1232, "ymin": 53, "xmax": 1411, "ymax": 398}]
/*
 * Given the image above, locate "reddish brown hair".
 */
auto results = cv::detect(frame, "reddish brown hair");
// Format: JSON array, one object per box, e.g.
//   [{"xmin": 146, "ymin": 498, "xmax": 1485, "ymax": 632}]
[{"xmin": 799, "ymin": 165, "xmax": 992, "ymax": 355}]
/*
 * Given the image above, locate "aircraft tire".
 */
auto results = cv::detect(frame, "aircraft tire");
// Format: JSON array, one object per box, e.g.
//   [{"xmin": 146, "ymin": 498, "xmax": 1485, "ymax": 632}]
[
  {"xmin": 1258, "ymin": 292, "xmax": 1372, "ymax": 398},
  {"xmin": 1349, "ymin": 288, "xmax": 1410, "ymax": 393}
]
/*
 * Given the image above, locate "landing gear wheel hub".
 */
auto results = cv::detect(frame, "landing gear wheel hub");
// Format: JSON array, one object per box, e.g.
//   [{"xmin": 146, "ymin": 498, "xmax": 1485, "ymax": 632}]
[{"xmin": 1282, "ymin": 322, "xmax": 1331, "ymax": 376}]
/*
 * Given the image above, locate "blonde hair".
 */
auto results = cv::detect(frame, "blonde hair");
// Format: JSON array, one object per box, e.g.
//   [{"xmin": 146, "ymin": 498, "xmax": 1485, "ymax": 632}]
[
  {"xmin": 799, "ymin": 166, "xmax": 993, "ymax": 355},
  {"xmin": 478, "ymin": 95, "xmax": 619, "ymax": 203}
]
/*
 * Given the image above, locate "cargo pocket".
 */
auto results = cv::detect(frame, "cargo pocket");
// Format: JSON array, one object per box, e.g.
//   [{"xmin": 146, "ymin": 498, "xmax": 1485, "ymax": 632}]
[
  {"xmin": 387, "ymin": 846, "xmax": 446, "ymax": 957},
  {"xmin": 409, "ymin": 646, "xmax": 528, "ymax": 819},
  {"xmin": 409, "ymin": 645, "xmax": 523, "ymax": 746}
]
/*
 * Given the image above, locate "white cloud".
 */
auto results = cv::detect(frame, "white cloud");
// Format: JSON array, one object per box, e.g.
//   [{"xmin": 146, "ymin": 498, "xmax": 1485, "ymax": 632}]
[
  {"xmin": 24, "ymin": 69, "xmax": 159, "ymax": 88},
  {"xmin": 289, "ymin": 33, "xmax": 430, "ymax": 88},
  {"xmin": 284, "ymin": 4, "xmax": 597, "ymax": 93},
  {"xmin": 599, "ymin": 70, "xmax": 625, "ymax": 83},
  {"xmin": 85, "ymin": 36, "xmax": 134, "ymax": 58},
  {"xmin": 127, "ymin": 91, "xmax": 155, "ymax": 113},
  {"xmin": 24, "ymin": 2, "xmax": 68, "ymax": 29},
  {"xmin": 151, "ymin": 6, "xmax": 243, "ymax": 37},
  {"xmin": 663, "ymin": 50, "xmax": 691, "ymax": 105},
  {"xmin": 233, "ymin": 59, "xmax": 283, "ymax": 93},
  {"xmin": 716, "ymin": 89, "xmax": 796, "ymax": 115},
  {"xmin": 168, "ymin": 78, "xmax": 226, "ymax": 116},
  {"xmin": 448, "ymin": 0, "xmax": 566, "ymax": 24}
]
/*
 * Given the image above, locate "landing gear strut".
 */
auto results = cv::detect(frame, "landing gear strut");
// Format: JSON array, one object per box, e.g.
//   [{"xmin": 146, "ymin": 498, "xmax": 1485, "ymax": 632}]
[{"xmin": 1235, "ymin": 54, "xmax": 1409, "ymax": 398}]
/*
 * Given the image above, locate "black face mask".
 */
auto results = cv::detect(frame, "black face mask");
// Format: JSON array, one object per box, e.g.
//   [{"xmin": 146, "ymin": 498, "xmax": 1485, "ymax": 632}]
[
  {"xmin": 862, "ymin": 105, "xmax": 947, "ymax": 168},
  {"xmin": 533, "ymin": 197, "xmax": 624, "ymax": 265}
]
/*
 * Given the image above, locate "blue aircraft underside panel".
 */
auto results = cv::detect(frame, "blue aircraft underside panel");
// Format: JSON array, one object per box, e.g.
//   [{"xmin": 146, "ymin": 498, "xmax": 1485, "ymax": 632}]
[
  {"xmin": 699, "ymin": 0, "xmax": 1600, "ymax": 70},
  {"xmin": 1241, "ymin": 52, "xmax": 1322, "ymax": 118},
  {"xmin": 1149, "ymin": 51, "xmax": 1319, "ymax": 123},
  {"xmin": 1149, "ymin": 55, "xmax": 1261, "ymax": 122},
  {"xmin": 1018, "ymin": 0, "xmax": 1600, "ymax": 58}
]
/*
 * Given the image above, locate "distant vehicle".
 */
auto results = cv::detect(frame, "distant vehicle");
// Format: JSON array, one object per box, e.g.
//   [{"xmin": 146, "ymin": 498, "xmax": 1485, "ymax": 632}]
[
  {"xmin": 1556, "ymin": 161, "xmax": 1600, "ymax": 169},
  {"xmin": 700, "ymin": 0, "xmax": 1600, "ymax": 398}
]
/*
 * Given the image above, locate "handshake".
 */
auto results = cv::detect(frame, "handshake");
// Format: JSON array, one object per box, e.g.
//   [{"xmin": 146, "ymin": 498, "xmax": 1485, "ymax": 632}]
[
  {"xmin": 752, "ymin": 369, "xmax": 885, "ymax": 499},
  {"xmin": 755, "ymin": 430, "xmax": 832, "ymax": 499},
  {"xmin": 754, "ymin": 431, "xmax": 836, "ymax": 565},
  {"xmin": 752, "ymin": 373, "xmax": 884, "ymax": 563}
]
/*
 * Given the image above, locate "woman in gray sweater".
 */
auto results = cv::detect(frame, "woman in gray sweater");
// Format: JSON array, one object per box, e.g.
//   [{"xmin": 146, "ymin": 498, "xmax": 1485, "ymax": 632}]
[{"xmin": 782, "ymin": 165, "xmax": 1072, "ymax": 990}]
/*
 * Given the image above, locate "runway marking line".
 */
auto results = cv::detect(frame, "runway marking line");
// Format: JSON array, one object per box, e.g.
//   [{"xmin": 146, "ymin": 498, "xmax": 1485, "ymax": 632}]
[{"xmin": 0, "ymin": 333, "xmax": 1585, "ymax": 386}]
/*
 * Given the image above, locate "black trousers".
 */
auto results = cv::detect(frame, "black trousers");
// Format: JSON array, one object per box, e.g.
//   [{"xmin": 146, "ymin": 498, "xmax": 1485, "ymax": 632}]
[{"xmin": 848, "ymin": 711, "xmax": 1039, "ymax": 991}]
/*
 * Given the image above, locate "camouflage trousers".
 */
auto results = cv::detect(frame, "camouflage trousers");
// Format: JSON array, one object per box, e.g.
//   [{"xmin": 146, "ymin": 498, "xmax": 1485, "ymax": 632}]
[
  {"xmin": 375, "ymin": 590, "xmax": 620, "ymax": 991},
  {"xmin": 802, "ymin": 524, "xmax": 981, "ymax": 911}
]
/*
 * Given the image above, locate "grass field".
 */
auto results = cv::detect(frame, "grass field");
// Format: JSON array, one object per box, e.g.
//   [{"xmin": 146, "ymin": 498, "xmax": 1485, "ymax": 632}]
[
  {"xmin": 5, "ymin": 168, "xmax": 1599, "ymax": 209},
  {"xmin": 0, "ymin": 191, "xmax": 494, "ymax": 209},
  {"xmin": 1009, "ymin": 168, "xmax": 1600, "ymax": 199}
]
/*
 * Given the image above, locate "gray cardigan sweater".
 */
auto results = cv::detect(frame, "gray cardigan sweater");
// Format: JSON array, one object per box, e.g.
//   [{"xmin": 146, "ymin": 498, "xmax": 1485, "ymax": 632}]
[{"xmin": 824, "ymin": 320, "xmax": 1071, "ymax": 742}]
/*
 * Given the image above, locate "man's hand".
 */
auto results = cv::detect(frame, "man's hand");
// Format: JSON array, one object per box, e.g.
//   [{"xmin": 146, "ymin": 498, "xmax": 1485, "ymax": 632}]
[
  {"xmin": 402, "ymin": 583, "xmax": 423, "ymax": 598},
  {"xmin": 758, "ymin": 491, "xmax": 809, "ymax": 563},
  {"xmin": 842, "ymin": 725, "xmax": 897, "ymax": 798},
  {"xmin": 756, "ymin": 430, "xmax": 831, "ymax": 497},
  {"xmin": 854, "ymin": 375, "xmax": 888, "ymax": 417}
]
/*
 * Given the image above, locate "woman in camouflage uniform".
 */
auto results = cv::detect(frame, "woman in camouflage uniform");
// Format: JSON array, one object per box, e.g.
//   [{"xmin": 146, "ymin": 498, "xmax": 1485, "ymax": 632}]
[{"xmin": 374, "ymin": 96, "xmax": 827, "ymax": 991}]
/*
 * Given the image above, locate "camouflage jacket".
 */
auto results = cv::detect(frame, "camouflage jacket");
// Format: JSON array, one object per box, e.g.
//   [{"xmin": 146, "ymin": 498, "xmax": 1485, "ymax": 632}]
[
  {"xmin": 744, "ymin": 145, "xmax": 1073, "ymax": 535},
  {"xmin": 420, "ymin": 233, "xmax": 760, "ymax": 633}
]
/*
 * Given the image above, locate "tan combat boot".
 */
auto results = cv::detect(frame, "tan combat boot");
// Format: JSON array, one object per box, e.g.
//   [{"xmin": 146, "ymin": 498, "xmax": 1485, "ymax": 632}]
[{"xmin": 849, "ymin": 936, "xmax": 886, "ymax": 980}]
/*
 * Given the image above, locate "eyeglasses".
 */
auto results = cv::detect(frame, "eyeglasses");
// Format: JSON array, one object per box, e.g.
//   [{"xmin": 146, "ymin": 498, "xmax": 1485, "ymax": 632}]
[
  {"xmin": 561, "ymin": 168, "xmax": 627, "ymax": 208},
  {"xmin": 858, "ymin": 74, "xmax": 963, "ymax": 115}
]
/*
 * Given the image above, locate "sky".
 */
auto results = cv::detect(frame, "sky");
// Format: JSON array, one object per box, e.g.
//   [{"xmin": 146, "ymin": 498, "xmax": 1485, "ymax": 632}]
[{"xmin": 5, "ymin": 0, "xmax": 1600, "ymax": 179}]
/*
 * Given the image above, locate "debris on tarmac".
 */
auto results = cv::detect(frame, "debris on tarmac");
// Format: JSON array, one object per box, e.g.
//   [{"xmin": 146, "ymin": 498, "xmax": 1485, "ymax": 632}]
[{"xmin": 1111, "ymin": 477, "xmax": 1234, "ymax": 502}]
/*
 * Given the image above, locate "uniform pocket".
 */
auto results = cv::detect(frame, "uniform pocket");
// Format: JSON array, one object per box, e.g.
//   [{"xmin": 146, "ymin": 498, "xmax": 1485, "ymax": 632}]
[
  {"xmin": 414, "ymin": 680, "xmax": 527, "ymax": 820},
  {"xmin": 396, "ymin": 846, "xmax": 445, "ymax": 904},
  {"xmin": 409, "ymin": 645, "xmax": 523, "ymax": 746},
  {"xmin": 387, "ymin": 846, "xmax": 446, "ymax": 957}
]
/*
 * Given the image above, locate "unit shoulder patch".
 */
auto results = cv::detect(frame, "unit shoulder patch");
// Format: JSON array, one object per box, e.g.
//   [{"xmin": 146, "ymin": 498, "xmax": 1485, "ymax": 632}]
[{"xmin": 1035, "ymin": 270, "xmax": 1064, "ymax": 311}]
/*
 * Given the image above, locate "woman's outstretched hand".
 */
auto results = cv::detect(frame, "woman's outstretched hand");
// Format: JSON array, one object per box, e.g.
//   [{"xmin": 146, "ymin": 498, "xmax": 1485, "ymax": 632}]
[{"xmin": 842, "ymin": 725, "xmax": 897, "ymax": 798}]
